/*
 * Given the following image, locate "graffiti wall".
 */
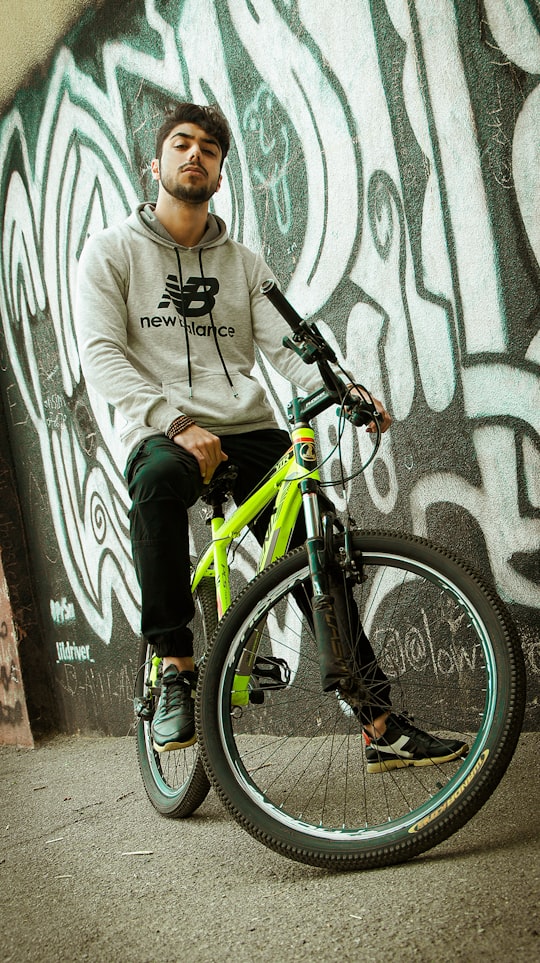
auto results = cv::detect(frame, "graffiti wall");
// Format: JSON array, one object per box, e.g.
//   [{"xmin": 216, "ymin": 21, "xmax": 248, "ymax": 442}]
[{"xmin": 0, "ymin": 0, "xmax": 538, "ymax": 735}]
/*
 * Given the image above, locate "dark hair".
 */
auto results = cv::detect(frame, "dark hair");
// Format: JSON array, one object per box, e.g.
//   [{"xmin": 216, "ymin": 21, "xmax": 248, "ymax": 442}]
[{"xmin": 155, "ymin": 102, "xmax": 231, "ymax": 167}]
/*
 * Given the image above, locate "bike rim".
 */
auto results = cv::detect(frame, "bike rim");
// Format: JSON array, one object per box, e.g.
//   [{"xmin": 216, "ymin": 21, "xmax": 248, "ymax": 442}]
[
  {"xmin": 213, "ymin": 550, "xmax": 502, "ymax": 845},
  {"xmin": 140, "ymin": 713, "xmax": 201, "ymax": 799}
]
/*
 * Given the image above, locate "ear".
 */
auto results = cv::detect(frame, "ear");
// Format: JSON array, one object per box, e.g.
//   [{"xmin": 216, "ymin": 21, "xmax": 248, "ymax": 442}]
[
  {"xmin": 151, "ymin": 158, "xmax": 160, "ymax": 181},
  {"xmin": 215, "ymin": 173, "xmax": 222, "ymax": 194}
]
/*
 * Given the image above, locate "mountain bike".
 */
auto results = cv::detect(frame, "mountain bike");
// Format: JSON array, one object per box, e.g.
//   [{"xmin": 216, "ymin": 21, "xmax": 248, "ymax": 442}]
[{"xmin": 135, "ymin": 281, "xmax": 526, "ymax": 869}]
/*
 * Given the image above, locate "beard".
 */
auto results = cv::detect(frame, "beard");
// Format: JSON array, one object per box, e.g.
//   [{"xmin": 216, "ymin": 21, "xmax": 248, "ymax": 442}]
[{"xmin": 159, "ymin": 167, "xmax": 220, "ymax": 205}]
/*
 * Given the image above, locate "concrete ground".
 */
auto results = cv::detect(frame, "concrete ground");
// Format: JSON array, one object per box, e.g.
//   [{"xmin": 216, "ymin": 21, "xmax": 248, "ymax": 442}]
[{"xmin": 1, "ymin": 733, "xmax": 539, "ymax": 963}]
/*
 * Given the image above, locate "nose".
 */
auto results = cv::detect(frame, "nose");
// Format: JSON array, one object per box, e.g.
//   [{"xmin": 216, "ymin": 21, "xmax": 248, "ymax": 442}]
[{"xmin": 187, "ymin": 142, "xmax": 202, "ymax": 164}]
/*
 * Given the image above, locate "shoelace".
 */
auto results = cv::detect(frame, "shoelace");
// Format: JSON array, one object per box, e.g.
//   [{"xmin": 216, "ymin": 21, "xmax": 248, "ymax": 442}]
[{"xmin": 161, "ymin": 676, "xmax": 192, "ymax": 710}]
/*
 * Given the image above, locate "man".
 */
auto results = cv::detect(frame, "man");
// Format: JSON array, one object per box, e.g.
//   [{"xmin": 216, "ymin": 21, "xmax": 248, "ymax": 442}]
[{"xmin": 76, "ymin": 102, "xmax": 466, "ymax": 772}]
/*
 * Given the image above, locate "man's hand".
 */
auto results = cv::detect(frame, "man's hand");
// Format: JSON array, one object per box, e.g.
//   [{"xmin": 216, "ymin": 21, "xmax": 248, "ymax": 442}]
[
  {"xmin": 367, "ymin": 394, "xmax": 391, "ymax": 434},
  {"xmin": 348, "ymin": 387, "xmax": 392, "ymax": 434},
  {"xmin": 172, "ymin": 424, "xmax": 228, "ymax": 483}
]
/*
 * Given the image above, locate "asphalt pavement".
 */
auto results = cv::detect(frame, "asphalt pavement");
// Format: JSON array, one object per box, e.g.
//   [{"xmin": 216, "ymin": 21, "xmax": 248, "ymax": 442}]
[{"xmin": 1, "ymin": 732, "xmax": 539, "ymax": 963}]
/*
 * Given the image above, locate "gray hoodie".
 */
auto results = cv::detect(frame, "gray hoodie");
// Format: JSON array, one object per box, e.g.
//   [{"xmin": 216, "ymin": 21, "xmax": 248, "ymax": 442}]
[{"xmin": 75, "ymin": 204, "xmax": 322, "ymax": 460}]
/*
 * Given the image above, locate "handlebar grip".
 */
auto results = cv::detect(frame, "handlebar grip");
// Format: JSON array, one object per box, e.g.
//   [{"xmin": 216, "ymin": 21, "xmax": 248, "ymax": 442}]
[{"xmin": 261, "ymin": 279, "xmax": 303, "ymax": 334}]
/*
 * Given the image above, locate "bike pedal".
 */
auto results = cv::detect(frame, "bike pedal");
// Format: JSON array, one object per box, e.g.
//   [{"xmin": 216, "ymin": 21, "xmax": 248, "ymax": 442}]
[
  {"xmin": 134, "ymin": 696, "xmax": 154, "ymax": 721},
  {"xmin": 251, "ymin": 656, "xmax": 291, "ymax": 690}
]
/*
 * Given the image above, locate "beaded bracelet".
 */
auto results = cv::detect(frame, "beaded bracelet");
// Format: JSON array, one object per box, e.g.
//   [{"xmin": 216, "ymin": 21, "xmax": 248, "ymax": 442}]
[{"xmin": 166, "ymin": 415, "xmax": 195, "ymax": 439}]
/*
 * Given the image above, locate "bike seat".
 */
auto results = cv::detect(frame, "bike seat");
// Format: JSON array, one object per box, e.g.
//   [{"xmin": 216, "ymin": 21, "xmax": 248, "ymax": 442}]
[{"xmin": 200, "ymin": 464, "xmax": 239, "ymax": 505}]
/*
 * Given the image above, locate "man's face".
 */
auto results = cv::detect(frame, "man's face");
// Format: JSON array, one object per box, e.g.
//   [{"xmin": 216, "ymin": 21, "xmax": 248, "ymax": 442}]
[{"xmin": 152, "ymin": 122, "xmax": 223, "ymax": 205}]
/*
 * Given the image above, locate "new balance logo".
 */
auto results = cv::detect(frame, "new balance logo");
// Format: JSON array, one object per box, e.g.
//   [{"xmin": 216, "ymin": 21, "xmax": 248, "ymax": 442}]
[
  {"xmin": 158, "ymin": 274, "xmax": 219, "ymax": 317},
  {"xmin": 140, "ymin": 273, "xmax": 235, "ymax": 335}
]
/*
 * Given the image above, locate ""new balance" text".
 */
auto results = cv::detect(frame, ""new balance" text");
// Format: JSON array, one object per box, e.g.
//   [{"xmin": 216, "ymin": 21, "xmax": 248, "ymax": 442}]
[{"xmin": 139, "ymin": 316, "xmax": 235, "ymax": 336}]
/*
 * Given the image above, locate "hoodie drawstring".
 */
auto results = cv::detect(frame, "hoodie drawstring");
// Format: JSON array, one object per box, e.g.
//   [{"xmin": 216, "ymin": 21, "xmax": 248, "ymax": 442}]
[
  {"xmin": 173, "ymin": 246, "xmax": 238, "ymax": 400},
  {"xmin": 174, "ymin": 249, "xmax": 194, "ymax": 399},
  {"xmin": 198, "ymin": 250, "xmax": 238, "ymax": 398}
]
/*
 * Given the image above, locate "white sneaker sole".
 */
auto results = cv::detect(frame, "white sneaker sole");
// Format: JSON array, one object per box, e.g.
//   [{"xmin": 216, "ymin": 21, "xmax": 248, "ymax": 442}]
[
  {"xmin": 366, "ymin": 744, "xmax": 468, "ymax": 774},
  {"xmin": 152, "ymin": 733, "xmax": 197, "ymax": 753}
]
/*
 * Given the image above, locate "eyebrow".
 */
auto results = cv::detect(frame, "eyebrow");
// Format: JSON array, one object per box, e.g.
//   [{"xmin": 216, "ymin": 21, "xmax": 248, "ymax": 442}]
[{"xmin": 168, "ymin": 130, "xmax": 221, "ymax": 151}]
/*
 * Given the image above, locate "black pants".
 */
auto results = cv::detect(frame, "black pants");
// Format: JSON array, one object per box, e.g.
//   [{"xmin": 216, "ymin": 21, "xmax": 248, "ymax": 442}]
[
  {"xmin": 125, "ymin": 428, "xmax": 390, "ymax": 722},
  {"xmin": 125, "ymin": 428, "xmax": 298, "ymax": 659}
]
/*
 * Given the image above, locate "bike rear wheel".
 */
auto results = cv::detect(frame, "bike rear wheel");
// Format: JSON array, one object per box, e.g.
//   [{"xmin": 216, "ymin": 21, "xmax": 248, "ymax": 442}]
[
  {"xmin": 135, "ymin": 576, "xmax": 216, "ymax": 817},
  {"xmin": 197, "ymin": 531, "xmax": 525, "ymax": 868}
]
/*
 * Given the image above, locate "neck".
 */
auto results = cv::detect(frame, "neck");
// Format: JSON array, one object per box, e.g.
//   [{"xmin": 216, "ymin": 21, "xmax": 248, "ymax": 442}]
[{"xmin": 153, "ymin": 194, "xmax": 209, "ymax": 247}]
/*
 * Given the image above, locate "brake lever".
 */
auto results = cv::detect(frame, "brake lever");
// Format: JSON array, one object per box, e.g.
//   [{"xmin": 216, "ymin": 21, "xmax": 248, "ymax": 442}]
[
  {"xmin": 262, "ymin": 279, "xmax": 337, "ymax": 365},
  {"xmin": 282, "ymin": 322, "xmax": 337, "ymax": 366},
  {"xmin": 337, "ymin": 398, "xmax": 379, "ymax": 428}
]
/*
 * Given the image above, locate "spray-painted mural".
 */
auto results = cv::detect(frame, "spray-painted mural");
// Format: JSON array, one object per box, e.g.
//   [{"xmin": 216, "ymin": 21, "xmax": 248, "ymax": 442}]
[{"xmin": 0, "ymin": 0, "xmax": 538, "ymax": 734}]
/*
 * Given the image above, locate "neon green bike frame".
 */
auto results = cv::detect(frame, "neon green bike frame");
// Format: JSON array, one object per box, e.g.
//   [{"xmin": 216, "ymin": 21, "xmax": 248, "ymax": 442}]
[
  {"xmin": 189, "ymin": 423, "xmax": 321, "ymax": 705},
  {"xmin": 191, "ymin": 423, "xmax": 319, "ymax": 610}
]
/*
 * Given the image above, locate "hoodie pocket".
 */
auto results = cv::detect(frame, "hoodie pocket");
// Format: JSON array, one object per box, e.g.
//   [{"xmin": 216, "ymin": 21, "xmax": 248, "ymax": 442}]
[{"xmin": 163, "ymin": 373, "xmax": 273, "ymax": 427}]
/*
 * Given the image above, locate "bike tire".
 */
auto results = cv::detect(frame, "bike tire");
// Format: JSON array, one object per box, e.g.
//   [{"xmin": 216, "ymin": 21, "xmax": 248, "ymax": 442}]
[
  {"xmin": 197, "ymin": 531, "xmax": 525, "ymax": 869},
  {"xmin": 135, "ymin": 576, "xmax": 216, "ymax": 817}
]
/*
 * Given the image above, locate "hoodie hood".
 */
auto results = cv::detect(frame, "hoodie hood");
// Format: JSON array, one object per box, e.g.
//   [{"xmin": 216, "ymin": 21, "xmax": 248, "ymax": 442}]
[{"xmin": 131, "ymin": 203, "xmax": 229, "ymax": 251}]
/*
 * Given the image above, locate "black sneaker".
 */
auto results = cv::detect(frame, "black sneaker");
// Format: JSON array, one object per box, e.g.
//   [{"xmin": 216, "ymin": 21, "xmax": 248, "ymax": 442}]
[
  {"xmin": 151, "ymin": 666, "xmax": 197, "ymax": 753},
  {"xmin": 365, "ymin": 713, "xmax": 468, "ymax": 773}
]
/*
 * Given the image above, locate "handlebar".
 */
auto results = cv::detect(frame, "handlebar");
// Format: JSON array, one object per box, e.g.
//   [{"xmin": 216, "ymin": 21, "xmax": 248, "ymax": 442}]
[
  {"xmin": 261, "ymin": 279, "xmax": 379, "ymax": 430},
  {"xmin": 260, "ymin": 279, "xmax": 304, "ymax": 335}
]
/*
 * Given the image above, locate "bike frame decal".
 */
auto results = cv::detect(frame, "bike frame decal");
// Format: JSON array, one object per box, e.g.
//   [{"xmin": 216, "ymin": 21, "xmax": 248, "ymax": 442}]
[
  {"xmin": 407, "ymin": 749, "xmax": 490, "ymax": 833},
  {"xmin": 291, "ymin": 425, "xmax": 319, "ymax": 473},
  {"xmin": 257, "ymin": 478, "xmax": 302, "ymax": 571},
  {"xmin": 210, "ymin": 516, "xmax": 231, "ymax": 619}
]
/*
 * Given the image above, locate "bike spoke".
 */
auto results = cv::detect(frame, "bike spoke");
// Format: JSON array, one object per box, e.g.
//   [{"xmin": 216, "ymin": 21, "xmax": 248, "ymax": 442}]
[{"xmin": 199, "ymin": 534, "xmax": 524, "ymax": 867}]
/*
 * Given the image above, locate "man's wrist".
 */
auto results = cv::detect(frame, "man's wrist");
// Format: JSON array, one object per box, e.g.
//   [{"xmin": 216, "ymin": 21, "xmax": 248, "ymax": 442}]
[{"xmin": 166, "ymin": 415, "xmax": 195, "ymax": 439}]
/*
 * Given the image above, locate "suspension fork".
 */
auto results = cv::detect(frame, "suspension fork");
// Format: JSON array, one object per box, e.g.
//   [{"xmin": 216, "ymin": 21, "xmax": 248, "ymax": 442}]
[
  {"xmin": 298, "ymin": 476, "xmax": 347, "ymax": 690},
  {"xmin": 285, "ymin": 419, "xmax": 356, "ymax": 694},
  {"xmin": 296, "ymin": 464, "xmax": 356, "ymax": 694}
]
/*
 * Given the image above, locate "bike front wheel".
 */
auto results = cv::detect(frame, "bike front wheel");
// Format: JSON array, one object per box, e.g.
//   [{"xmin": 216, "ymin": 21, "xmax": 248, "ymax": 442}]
[
  {"xmin": 135, "ymin": 576, "xmax": 216, "ymax": 817},
  {"xmin": 197, "ymin": 531, "xmax": 525, "ymax": 868}
]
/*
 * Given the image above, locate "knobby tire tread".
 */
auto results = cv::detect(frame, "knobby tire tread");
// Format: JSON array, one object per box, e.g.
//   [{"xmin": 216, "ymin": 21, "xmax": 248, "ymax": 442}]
[
  {"xmin": 136, "ymin": 577, "xmax": 217, "ymax": 818},
  {"xmin": 197, "ymin": 530, "xmax": 525, "ymax": 869}
]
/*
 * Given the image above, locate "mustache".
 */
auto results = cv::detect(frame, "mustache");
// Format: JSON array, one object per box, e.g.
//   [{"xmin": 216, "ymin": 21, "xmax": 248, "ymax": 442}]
[{"xmin": 180, "ymin": 162, "xmax": 207, "ymax": 174}]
